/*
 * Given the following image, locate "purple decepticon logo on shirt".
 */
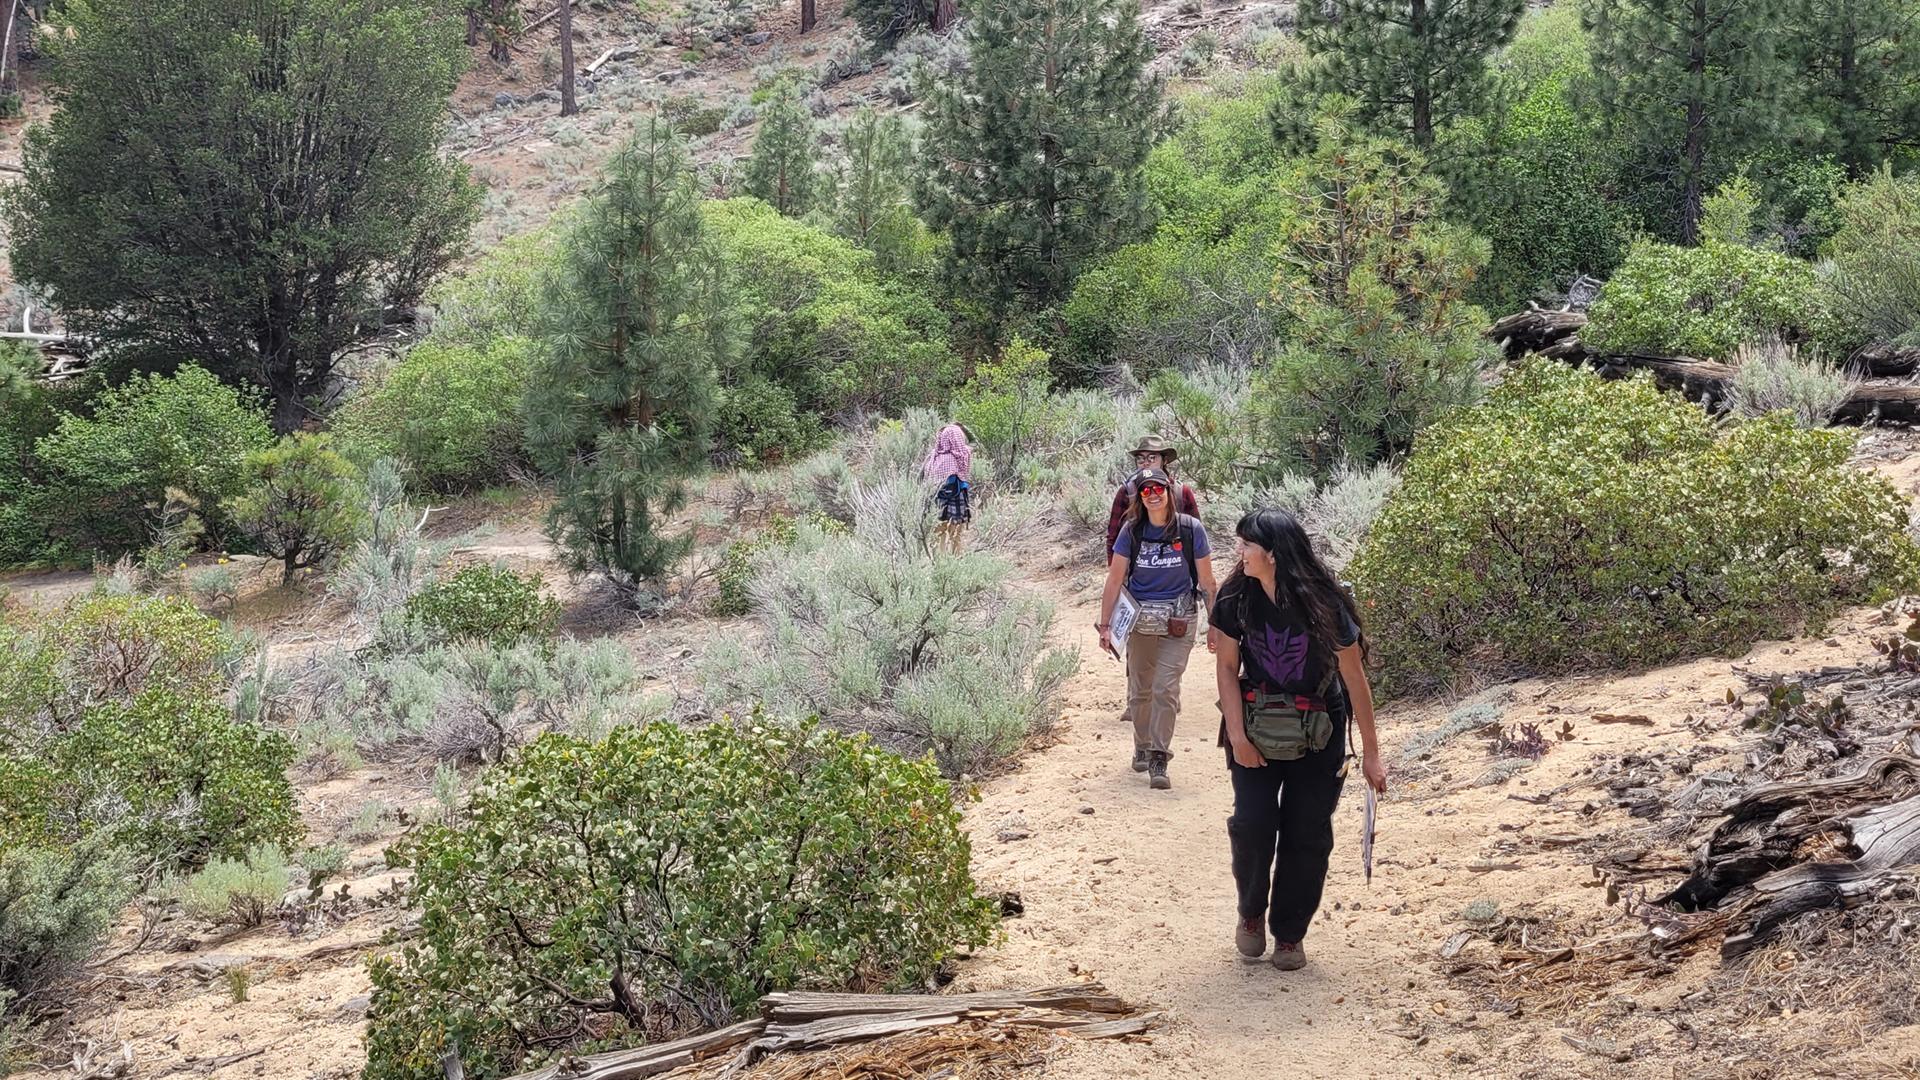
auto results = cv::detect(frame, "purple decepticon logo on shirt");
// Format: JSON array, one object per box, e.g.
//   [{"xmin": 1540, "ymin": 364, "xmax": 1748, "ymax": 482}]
[{"xmin": 1251, "ymin": 623, "xmax": 1309, "ymax": 685}]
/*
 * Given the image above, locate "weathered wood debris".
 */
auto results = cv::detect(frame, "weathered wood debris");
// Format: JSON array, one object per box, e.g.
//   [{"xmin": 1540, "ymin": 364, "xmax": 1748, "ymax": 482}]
[
  {"xmin": 501, "ymin": 983, "xmax": 1159, "ymax": 1080},
  {"xmin": 1658, "ymin": 743, "xmax": 1920, "ymax": 958},
  {"xmin": 1486, "ymin": 306, "xmax": 1920, "ymax": 425}
]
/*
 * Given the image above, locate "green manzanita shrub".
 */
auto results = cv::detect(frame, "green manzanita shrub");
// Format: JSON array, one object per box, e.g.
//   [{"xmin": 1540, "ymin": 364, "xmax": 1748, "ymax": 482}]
[
  {"xmin": 1583, "ymin": 238, "xmax": 1831, "ymax": 360},
  {"xmin": 402, "ymin": 564, "xmax": 560, "ymax": 647},
  {"xmin": 1350, "ymin": 361, "xmax": 1920, "ymax": 694},
  {"xmin": 362, "ymin": 720, "xmax": 999, "ymax": 1080},
  {"xmin": 0, "ymin": 595, "xmax": 300, "ymax": 870},
  {"xmin": 331, "ymin": 338, "xmax": 535, "ymax": 491}
]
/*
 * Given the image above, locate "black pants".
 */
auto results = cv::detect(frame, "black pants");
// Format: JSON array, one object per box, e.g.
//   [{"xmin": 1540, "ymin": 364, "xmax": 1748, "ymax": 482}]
[{"xmin": 1226, "ymin": 718, "xmax": 1346, "ymax": 944}]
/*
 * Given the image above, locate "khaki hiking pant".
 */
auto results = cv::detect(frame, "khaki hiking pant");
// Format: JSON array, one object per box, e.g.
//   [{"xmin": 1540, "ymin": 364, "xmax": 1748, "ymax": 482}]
[{"xmin": 1126, "ymin": 627, "xmax": 1195, "ymax": 756}]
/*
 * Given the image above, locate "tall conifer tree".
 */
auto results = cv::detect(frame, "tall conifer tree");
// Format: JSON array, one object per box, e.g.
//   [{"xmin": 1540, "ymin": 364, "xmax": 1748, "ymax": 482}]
[
  {"xmin": 744, "ymin": 93, "xmax": 822, "ymax": 217},
  {"xmin": 524, "ymin": 121, "xmax": 732, "ymax": 595},
  {"xmin": 1581, "ymin": 0, "xmax": 1792, "ymax": 242},
  {"xmin": 916, "ymin": 0, "xmax": 1162, "ymax": 325},
  {"xmin": 1791, "ymin": 0, "xmax": 1920, "ymax": 176},
  {"xmin": 831, "ymin": 109, "xmax": 918, "ymax": 272},
  {"xmin": 1297, "ymin": 0, "xmax": 1525, "ymax": 149}
]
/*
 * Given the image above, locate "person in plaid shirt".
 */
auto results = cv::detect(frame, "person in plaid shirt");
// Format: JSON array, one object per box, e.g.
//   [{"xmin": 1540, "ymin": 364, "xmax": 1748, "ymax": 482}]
[{"xmin": 1105, "ymin": 435, "xmax": 1200, "ymax": 552}]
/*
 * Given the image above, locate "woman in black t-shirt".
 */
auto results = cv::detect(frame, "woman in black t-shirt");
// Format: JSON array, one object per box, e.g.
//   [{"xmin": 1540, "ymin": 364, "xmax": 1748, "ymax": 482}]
[{"xmin": 1210, "ymin": 508, "xmax": 1386, "ymax": 971}]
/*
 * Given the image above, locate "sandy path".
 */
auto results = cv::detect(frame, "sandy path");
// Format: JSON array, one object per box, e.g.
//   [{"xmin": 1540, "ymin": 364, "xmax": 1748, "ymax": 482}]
[{"xmin": 957, "ymin": 570, "xmax": 1917, "ymax": 1080}]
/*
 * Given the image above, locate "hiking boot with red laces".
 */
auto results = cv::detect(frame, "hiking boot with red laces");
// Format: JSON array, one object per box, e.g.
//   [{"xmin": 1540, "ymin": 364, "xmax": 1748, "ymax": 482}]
[
  {"xmin": 1235, "ymin": 917, "xmax": 1266, "ymax": 958},
  {"xmin": 1271, "ymin": 940, "xmax": 1306, "ymax": 971}
]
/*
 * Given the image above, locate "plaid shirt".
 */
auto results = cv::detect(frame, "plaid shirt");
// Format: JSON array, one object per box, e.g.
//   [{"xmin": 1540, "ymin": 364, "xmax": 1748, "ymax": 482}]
[{"xmin": 1105, "ymin": 481, "xmax": 1200, "ymax": 551}]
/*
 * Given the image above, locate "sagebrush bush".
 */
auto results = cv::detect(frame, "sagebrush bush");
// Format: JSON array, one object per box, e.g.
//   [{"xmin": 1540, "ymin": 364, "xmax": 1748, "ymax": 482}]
[
  {"xmin": 1727, "ymin": 338, "xmax": 1858, "ymax": 427},
  {"xmin": 0, "ymin": 834, "xmax": 136, "ymax": 1012},
  {"xmin": 33, "ymin": 366, "xmax": 273, "ymax": 557},
  {"xmin": 329, "ymin": 459, "xmax": 452, "ymax": 625},
  {"xmin": 331, "ymin": 338, "xmax": 535, "ymax": 490},
  {"xmin": 1584, "ymin": 238, "xmax": 1831, "ymax": 360},
  {"xmin": 706, "ymin": 484, "xmax": 1078, "ymax": 775},
  {"xmin": 363, "ymin": 721, "xmax": 999, "ymax": 1080},
  {"xmin": 403, "ymin": 564, "xmax": 560, "ymax": 647},
  {"xmin": 302, "ymin": 635, "xmax": 651, "ymax": 764},
  {"xmin": 1349, "ymin": 361, "xmax": 1920, "ymax": 693},
  {"xmin": 1210, "ymin": 461, "xmax": 1400, "ymax": 573},
  {"xmin": 170, "ymin": 844, "xmax": 289, "ymax": 927}
]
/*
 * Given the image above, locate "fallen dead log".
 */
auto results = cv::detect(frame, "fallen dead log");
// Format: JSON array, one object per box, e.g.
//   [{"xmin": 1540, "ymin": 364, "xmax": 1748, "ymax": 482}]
[
  {"xmin": 502, "ymin": 983, "xmax": 1154, "ymax": 1080},
  {"xmin": 1658, "ymin": 751, "xmax": 1920, "ymax": 958},
  {"xmin": 1487, "ymin": 306, "xmax": 1920, "ymax": 425}
]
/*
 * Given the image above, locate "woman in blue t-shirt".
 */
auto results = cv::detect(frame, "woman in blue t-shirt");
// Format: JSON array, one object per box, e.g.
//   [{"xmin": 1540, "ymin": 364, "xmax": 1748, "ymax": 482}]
[
  {"xmin": 1096, "ymin": 467, "xmax": 1218, "ymax": 791},
  {"xmin": 1210, "ymin": 508, "xmax": 1386, "ymax": 971}
]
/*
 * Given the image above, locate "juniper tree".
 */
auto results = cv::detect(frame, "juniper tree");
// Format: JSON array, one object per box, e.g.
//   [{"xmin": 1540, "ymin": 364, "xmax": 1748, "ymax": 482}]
[
  {"xmin": 4, "ymin": 0, "xmax": 478, "ymax": 435},
  {"xmin": 744, "ymin": 93, "xmax": 823, "ymax": 217},
  {"xmin": 917, "ymin": 0, "xmax": 1163, "ymax": 325},
  {"xmin": 1297, "ymin": 0, "xmax": 1525, "ymax": 148},
  {"xmin": 1581, "ymin": 0, "xmax": 1792, "ymax": 242},
  {"xmin": 1790, "ymin": 0, "xmax": 1920, "ymax": 176},
  {"xmin": 524, "ymin": 121, "xmax": 733, "ymax": 595}
]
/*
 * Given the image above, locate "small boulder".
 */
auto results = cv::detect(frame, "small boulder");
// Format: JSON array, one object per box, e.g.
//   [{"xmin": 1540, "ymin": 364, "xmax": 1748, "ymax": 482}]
[{"xmin": 744, "ymin": 31, "xmax": 771, "ymax": 45}]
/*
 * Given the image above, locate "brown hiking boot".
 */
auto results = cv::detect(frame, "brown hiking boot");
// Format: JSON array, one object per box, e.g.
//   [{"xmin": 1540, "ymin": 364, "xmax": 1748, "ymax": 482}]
[
  {"xmin": 1147, "ymin": 752, "xmax": 1171, "ymax": 790},
  {"xmin": 1131, "ymin": 747, "xmax": 1149, "ymax": 773},
  {"xmin": 1271, "ymin": 940, "xmax": 1306, "ymax": 971},
  {"xmin": 1235, "ymin": 917, "xmax": 1266, "ymax": 958}
]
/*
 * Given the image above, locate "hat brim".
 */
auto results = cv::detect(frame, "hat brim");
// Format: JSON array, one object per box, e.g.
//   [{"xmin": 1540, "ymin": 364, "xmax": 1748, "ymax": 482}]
[{"xmin": 1132, "ymin": 444, "xmax": 1178, "ymax": 463}]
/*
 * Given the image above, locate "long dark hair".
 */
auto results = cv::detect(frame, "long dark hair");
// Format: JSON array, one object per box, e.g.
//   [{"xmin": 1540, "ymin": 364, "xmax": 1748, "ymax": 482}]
[{"xmin": 1222, "ymin": 508, "xmax": 1367, "ymax": 665}]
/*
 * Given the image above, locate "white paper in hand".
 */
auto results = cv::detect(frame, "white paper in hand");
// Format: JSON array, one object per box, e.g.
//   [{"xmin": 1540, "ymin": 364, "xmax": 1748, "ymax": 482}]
[
  {"xmin": 1362, "ymin": 784, "xmax": 1378, "ymax": 885},
  {"xmin": 1109, "ymin": 590, "xmax": 1140, "ymax": 663}
]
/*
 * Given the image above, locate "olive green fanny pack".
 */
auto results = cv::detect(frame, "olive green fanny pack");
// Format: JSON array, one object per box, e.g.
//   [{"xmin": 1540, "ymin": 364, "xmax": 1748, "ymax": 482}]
[{"xmin": 1241, "ymin": 686, "xmax": 1334, "ymax": 761}]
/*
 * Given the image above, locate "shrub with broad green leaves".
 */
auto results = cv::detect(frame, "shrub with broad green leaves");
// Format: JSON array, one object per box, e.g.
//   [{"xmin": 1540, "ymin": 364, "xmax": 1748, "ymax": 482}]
[
  {"xmin": 33, "ymin": 366, "xmax": 272, "ymax": 557},
  {"xmin": 1821, "ymin": 165, "xmax": 1920, "ymax": 350},
  {"xmin": 331, "ymin": 338, "xmax": 535, "ymax": 490},
  {"xmin": 1584, "ymin": 238, "xmax": 1830, "ymax": 360},
  {"xmin": 362, "ymin": 721, "xmax": 999, "ymax": 1080},
  {"xmin": 419, "ymin": 227, "xmax": 561, "ymax": 347},
  {"xmin": 229, "ymin": 433, "xmax": 366, "ymax": 584},
  {"xmin": 1349, "ymin": 361, "xmax": 1920, "ymax": 693},
  {"xmin": 6, "ymin": 593, "xmax": 242, "ymax": 733},
  {"xmin": 0, "ymin": 595, "xmax": 299, "ymax": 870},
  {"xmin": 702, "ymin": 198, "xmax": 958, "ymax": 462},
  {"xmin": 55, "ymin": 690, "xmax": 301, "ymax": 867},
  {"xmin": 402, "ymin": 564, "xmax": 560, "ymax": 647}
]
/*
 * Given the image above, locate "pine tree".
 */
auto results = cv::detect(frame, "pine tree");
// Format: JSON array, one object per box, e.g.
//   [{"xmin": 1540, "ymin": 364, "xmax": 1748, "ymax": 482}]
[
  {"xmin": 917, "ymin": 0, "xmax": 1163, "ymax": 325},
  {"xmin": 1791, "ymin": 0, "xmax": 1920, "ymax": 176},
  {"xmin": 831, "ymin": 109, "xmax": 919, "ymax": 272},
  {"xmin": 524, "ymin": 121, "xmax": 733, "ymax": 595},
  {"xmin": 1262, "ymin": 105, "xmax": 1494, "ymax": 473},
  {"xmin": 1297, "ymin": 0, "xmax": 1524, "ymax": 149},
  {"xmin": 1582, "ymin": 0, "xmax": 1792, "ymax": 243},
  {"xmin": 743, "ymin": 93, "xmax": 822, "ymax": 217}
]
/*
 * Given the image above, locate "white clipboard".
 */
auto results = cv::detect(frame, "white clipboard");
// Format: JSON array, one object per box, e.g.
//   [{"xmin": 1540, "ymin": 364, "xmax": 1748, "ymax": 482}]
[{"xmin": 1108, "ymin": 590, "xmax": 1140, "ymax": 663}]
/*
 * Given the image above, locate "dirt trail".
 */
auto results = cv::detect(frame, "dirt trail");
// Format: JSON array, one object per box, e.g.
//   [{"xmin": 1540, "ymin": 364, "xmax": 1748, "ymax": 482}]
[{"xmin": 956, "ymin": 567, "xmax": 1920, "ymax": 1079}]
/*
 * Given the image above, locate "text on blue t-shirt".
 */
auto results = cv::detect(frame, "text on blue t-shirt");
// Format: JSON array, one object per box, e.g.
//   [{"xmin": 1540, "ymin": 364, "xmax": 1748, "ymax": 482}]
[{"xmin": 1112, "ymin": 517, "xmax": 1210, "ymax": 603}]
